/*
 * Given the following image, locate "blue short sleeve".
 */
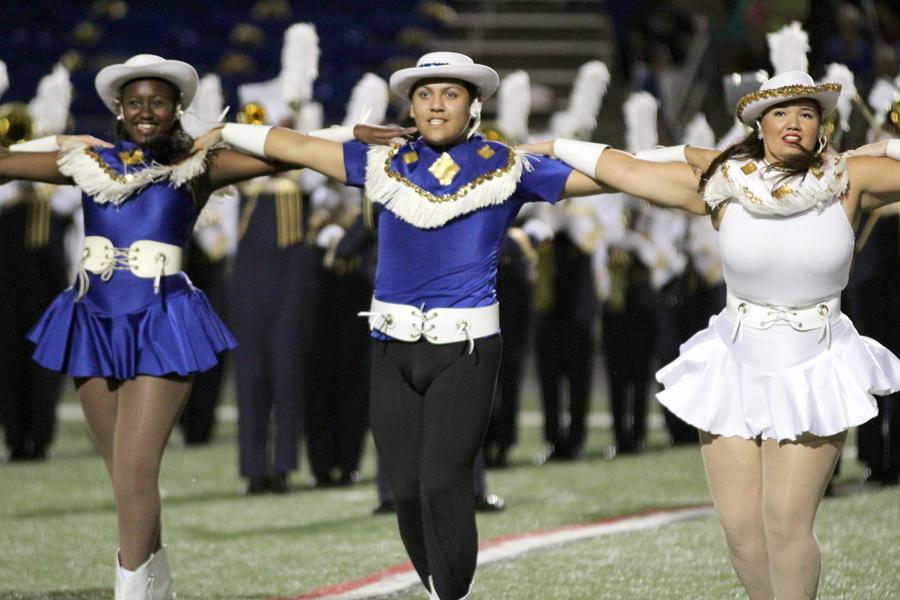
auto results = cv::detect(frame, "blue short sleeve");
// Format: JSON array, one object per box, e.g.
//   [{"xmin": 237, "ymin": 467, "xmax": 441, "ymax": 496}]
[
  {"xmin": 343, "ymin": 141, "xmax": 368, "ymax": 188},
  {"xmin": 517, "ymin": 154, "xmax": 573, "ymax": 204}
]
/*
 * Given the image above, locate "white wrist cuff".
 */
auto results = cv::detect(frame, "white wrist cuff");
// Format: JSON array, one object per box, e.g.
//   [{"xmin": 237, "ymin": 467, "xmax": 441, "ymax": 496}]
[
  {"xmin": 886, "ymin": 139, "xmax": 900, "ymax": 161},
  {"xmin": 553, "ymin": 139, "xmax": 608, "ymax": 177},
  {"xmin": 222, "ymin": 123, "xmax": 272, "ymax": 157},
  {"xmin": 308, "ymin": 125, "xmax": 355, "ymax": 143},
  {"xmin": 10, "ymin": 136, "xmax": 60, "ymax": 153},
  {"xmin": 635, "ymin": 144, "xmax": 687, "ymax": 163}
]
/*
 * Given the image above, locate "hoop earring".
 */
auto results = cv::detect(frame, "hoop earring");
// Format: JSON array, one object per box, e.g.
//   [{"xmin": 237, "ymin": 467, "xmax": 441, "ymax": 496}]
[
  {"xmin": 175, "ymin": 104, "xmax": 184, "ymax": 120},
  {"xmin": 116, "ymin": 112, "xmax": 124, "ymax": 122}
]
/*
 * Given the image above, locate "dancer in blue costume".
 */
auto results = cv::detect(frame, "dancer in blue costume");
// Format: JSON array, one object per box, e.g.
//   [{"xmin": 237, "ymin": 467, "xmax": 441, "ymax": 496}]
[
  {"xmin": 0, "ymin": 54, "xmax": 401, "ymax": 600},
  {"xmin": 212, "ymin": 52, "xmax": 605, "ymax": 599},
  {"xmin": 521, "ymin": 71, "xmax": 900, "ymax": 599}
]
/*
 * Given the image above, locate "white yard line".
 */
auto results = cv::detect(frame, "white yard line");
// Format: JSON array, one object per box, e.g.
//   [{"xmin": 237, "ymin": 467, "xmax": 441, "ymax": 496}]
[{"xmin": 287, "ymin": 506, "xmax": 715, "ymax": 600}]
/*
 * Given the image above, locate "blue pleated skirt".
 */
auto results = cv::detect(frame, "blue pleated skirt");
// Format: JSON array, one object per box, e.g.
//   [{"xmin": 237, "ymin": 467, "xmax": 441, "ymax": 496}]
[{"xmin": 27, "ymin": 272, "xmax": 237, "ymax": 379}]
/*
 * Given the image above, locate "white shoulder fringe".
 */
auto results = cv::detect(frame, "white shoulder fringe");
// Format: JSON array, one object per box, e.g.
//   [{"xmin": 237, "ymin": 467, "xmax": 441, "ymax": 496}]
[
  {"xmin": 364, "ymin": 144, "xmax": 526, "ymax": 229},
  {"xmin": 57, "ymin": 141, "xmax": 219, "ymax": 206},
  {"xmin": 704, "ymin": 153, "xmax": 849, "ymax": 217}
]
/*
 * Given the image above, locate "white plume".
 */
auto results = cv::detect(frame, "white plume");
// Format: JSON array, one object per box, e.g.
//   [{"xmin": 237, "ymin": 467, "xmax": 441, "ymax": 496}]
[
  {"xmin": 624, "ymin": 91, "xmax": 658, "ymax": 153},
  {"xmin": 280, "ymin": 23, "xmax": 319, "ymax": 104},
  {"xmin": 497, "ymin": 70, "xmax": 531, "ymax": 143},
  {"xmin": 181, "ymin": 74, "xmax": 224, "ymax": 137},
  {"xmin": 823, "ymin": 63, "xmax": 856, "ymax": 131},
  {"xmin": 767, "ymin": 21, "xmax": 809, "ymax": 74},
  {"xmin": 28, "ymin": 63, "xmax": 72, "ymax": 135},
  {"xmin": 0, "ymin": 60, "xmax": 8, "ymax": 99},
  {"xmin": 342, "ymin": 73, "xmax": 389, "ymax": 126},
  {"xmin": 681, "ymin": 113, "xmax": 715, "ymax": 147},
  {"xmin": 298, "ymin": 101, "xmax": 323, "ymax": 132},
  {"xmin": 550, "ymin": 60, "xmax": 610, "ymax": 138}
]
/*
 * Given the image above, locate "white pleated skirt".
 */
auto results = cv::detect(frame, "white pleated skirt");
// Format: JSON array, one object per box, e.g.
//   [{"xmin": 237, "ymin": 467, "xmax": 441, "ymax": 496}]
[{"xmin": 656, "ymin": 310, "xmax": 900, "ymax": 441}]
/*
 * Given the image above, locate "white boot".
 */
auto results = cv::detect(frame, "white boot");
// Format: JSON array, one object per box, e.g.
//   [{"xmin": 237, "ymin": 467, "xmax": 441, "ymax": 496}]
[
  {"xmin": 427, "ymin": 575, "xmax": 474, "ymax": 600},
  {"xmin": 115, "ymin": 547, "xmax": 176, "ymax": 600}
]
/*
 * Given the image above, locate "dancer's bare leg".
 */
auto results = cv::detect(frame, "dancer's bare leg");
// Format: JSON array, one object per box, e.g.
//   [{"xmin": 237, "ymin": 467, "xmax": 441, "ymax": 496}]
[
  {"xmin": 78, "ymin": 374, "xmax": 191, "ymax": 570},
  {"xmin": 700, "ymin": 431, "xmax": 775, "ymax": 600},
  {"xmin": 762, "ymin": 432, "xmax": 845, "ymax": 600}
]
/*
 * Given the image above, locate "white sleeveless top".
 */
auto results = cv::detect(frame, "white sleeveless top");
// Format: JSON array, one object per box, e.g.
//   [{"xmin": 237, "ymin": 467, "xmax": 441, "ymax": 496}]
[{"xmin": 718, "ymin": 200, "xmax": 854, "ymax": 306}]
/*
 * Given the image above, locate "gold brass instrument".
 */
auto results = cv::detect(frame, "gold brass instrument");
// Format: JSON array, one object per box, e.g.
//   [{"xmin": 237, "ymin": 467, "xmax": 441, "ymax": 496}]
[
  {"xmin": 0, "ymin": 102, "xmax": 36, "ymax": 147},
  {"xmin": 236, "ymin": 102, "xmax": 267, "ymax": 125}
]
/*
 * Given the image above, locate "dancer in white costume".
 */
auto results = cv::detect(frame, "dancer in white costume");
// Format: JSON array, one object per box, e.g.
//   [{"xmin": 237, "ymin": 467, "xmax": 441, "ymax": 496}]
[{"xmin": 522, "ymin": 70, "xmax": 900, "ymax": 600}]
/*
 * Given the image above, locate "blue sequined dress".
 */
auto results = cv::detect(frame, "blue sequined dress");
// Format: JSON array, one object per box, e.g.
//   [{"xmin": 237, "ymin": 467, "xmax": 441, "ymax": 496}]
[{"xmin": 27, "ymin": 142, "xmax": 236, "ymax": 379}]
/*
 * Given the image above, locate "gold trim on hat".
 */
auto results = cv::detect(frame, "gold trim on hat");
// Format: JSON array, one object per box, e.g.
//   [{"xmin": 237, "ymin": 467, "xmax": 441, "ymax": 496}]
[{"xmin": 736, "ymin": 83, "xmax": 841, "ymax": 120}]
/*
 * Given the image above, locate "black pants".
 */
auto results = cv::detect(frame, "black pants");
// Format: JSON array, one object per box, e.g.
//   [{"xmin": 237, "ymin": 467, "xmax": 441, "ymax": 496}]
[{"xmin": 370, "ymin": 335, "xmax": 502, "ymax": 600}]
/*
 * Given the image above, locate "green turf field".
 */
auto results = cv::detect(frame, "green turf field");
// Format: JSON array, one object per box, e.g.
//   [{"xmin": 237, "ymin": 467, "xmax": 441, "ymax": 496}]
[{"xmin": 1, "ymin": 387, "xmax": 897, "ymax": 599}]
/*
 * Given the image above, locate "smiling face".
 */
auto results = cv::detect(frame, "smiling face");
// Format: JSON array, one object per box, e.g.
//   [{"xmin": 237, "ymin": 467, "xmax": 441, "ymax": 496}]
[
  {"xmin": 118, "ymin": 78, "xmax": 180, "ymax": 145},
  {"xmin": 409, "ymin": 79, "xmax": 474, "ymax": 147},
  {"xmin": 759, "ymin": 99, "xmax": 822, "ymax": 162}
]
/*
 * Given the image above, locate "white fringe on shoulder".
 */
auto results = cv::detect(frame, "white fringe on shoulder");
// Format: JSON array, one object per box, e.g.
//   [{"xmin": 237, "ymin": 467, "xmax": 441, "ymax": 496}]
[
  {"xmin": 57, "ymin": 141, "xmax": 219, "ymax": 206},
  {"xmin": 364, "ymin": 144, "xmax": 525, "ymax": 229},
  {"xmin": 703, "ymin": 152, "xmax": 849, "ymax": 216}
]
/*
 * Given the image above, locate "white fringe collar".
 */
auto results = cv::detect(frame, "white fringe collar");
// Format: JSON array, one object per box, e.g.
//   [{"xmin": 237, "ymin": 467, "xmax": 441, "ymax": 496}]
[
  {"xmin": 57, "ymin": 141, "xmax": 218, "ymax": 206},
  {"xmin": 364, "ymin": 141, "xmax": 526, "ymax": 229},
  {"xmin": 704, "ymin": 152, "xmax": 849, "ymax": 217}
]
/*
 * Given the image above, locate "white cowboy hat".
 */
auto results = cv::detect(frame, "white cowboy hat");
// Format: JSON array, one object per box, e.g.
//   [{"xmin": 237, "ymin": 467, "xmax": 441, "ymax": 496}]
[
  {"xmin": 389, "ymin": 52, "xmax": 499, "ymax": 100},
  {"xmin": 736, "ymin": 70, "xmax": 840, "ymax": 125},
  {"xmin": 95, "ymin": 54, "xmax": 199, "ymax": 114}
]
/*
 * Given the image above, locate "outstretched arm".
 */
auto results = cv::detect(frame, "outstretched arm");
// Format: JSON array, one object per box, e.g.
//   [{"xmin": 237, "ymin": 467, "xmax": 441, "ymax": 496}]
[
  {"xmin": 206, "ymin": 123, "xmax": 417, "ymax": 187},
  {"xmin": 0, "ymin": 134, "xmax": 109, "ymax": 185},
  {"xmin": 521, "ymin": 139, "xmax": 708, "ymax": 214}
]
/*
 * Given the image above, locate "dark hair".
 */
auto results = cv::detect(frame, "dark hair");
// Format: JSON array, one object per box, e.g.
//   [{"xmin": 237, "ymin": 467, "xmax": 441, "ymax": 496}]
[
  {"xmin": 700, "ymin": 101, "xmax": 824, "ymax": 192},
  {"xmin": 114, "ymin": 77, "xmax": 194, "ymax": 164}
]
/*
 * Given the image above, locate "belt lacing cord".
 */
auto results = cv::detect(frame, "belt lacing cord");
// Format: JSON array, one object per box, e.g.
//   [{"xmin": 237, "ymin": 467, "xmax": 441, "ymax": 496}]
[
  {"xmin": 730, "ymin": 302, "xmax": 748, "ymax": 343},
  {"xmin": 153, "ymin": 253, "xmax": 168, "ymax": 294},
  {"xmin": 410, "ymin": 305, "xmax": 438, "ymax": 342},
  {"xmin": 358, "ymin": 310, "xmax": 393, "ymax": 331},
  {"xmin": 731, "ymin": 302, "xmax": 833, "ymax": 347},
  {"xmin": 76, "ymin": 246, "xmax": 92, "ymax": 302},
  {"xmin": 456, "ymin": 319, "xmax": 475, "ymax": 354}
]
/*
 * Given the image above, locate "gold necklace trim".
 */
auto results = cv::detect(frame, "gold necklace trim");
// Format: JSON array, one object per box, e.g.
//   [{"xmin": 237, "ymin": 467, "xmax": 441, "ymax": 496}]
[{"xmin": 382, "ymin": 145, "xmax": 516, "ymax": 204}]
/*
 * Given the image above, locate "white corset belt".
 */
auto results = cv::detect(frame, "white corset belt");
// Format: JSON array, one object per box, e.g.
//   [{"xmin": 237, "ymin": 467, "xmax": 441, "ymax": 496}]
[
  {"xmin": 359, "ymin": 297, "xmax": 500, "ymax": 354},
  {"xmin": 726, "ymin": 289, "xmax": 841, "ymax": 347},
  {"xmin": 76, "ymin": 235, "xmax": 183, "ymax": 301}
]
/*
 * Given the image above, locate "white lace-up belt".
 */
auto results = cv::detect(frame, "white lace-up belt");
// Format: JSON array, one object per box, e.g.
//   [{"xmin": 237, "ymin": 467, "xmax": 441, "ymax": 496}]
[
  {"xmin": 76, "ymin": 235, "xmax": 183, "ymax": 301},
  {"xmin": 358, "ymin": 297, "xmax": 500, "ymax": 354},
  {"xmin": 726, "ymin": 290, "xmax": 840, "ymax": 347}
]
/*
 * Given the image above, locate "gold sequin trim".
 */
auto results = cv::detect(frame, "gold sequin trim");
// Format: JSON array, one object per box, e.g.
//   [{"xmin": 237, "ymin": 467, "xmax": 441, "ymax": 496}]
[
  {"xmin": 403, "ymin": 151, "xmax": 419, "ymax": 164},
  {"xmin": 383, "ymin": 146, "xmax": 517, "ymax": 204},
  {"xmin": 736, "ymin": 83, "xmax": 841, "ymax": 120},
  {"xmin": 742, "ymin": 186, "xmax": 763, "ymax": 205},
  {"xmin": 84, "ymin": 148, "xmax": 138, "ymax": 184},
  {"xmin": 740, "ymin": 162, "xmax": 757, "ymax": 175},
  {"xmin": 477, "ymin": 145, "xmax": 495, "ymax": 160}
]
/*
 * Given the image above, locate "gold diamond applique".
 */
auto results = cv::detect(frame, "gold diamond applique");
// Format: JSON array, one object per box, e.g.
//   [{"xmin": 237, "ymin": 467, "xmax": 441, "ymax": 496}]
[
  {"xmin": 119, "ymin": 148, "xmax": 145, "ymax": 166},
  {"xmin": 740, "ymin": 162, "xmax": 757, "ymax": 175},
  {"xmin": 403, "ymin": 151, "xmax": 419, "ymax": 165},
  {"xmin": 428, "ymin": 152, "xmax": 461, "ymax": 186},
  {"xmin": 810, "ymin": 167, "xmax": 824, "ymax": 179},
  {"xmin": 773, "ymin": 185, "xmax": 792, "ymax": 199},
  {"xmin": 477, "ymin": 145, "xmax": 495, "ymax": 160}
]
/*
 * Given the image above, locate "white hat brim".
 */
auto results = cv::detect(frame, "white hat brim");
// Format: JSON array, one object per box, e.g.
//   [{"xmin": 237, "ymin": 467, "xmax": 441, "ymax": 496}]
[
  {"xmin": 95, "ymin": 59, "xmax": 199, "ymax": 114},
  {"xmin": 737, "ymin": 83, "xmax": 841, "ymax": 125},
  {"xmin": 389, "ymin": 63, "xmax": 499, "ymax": 100}
]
